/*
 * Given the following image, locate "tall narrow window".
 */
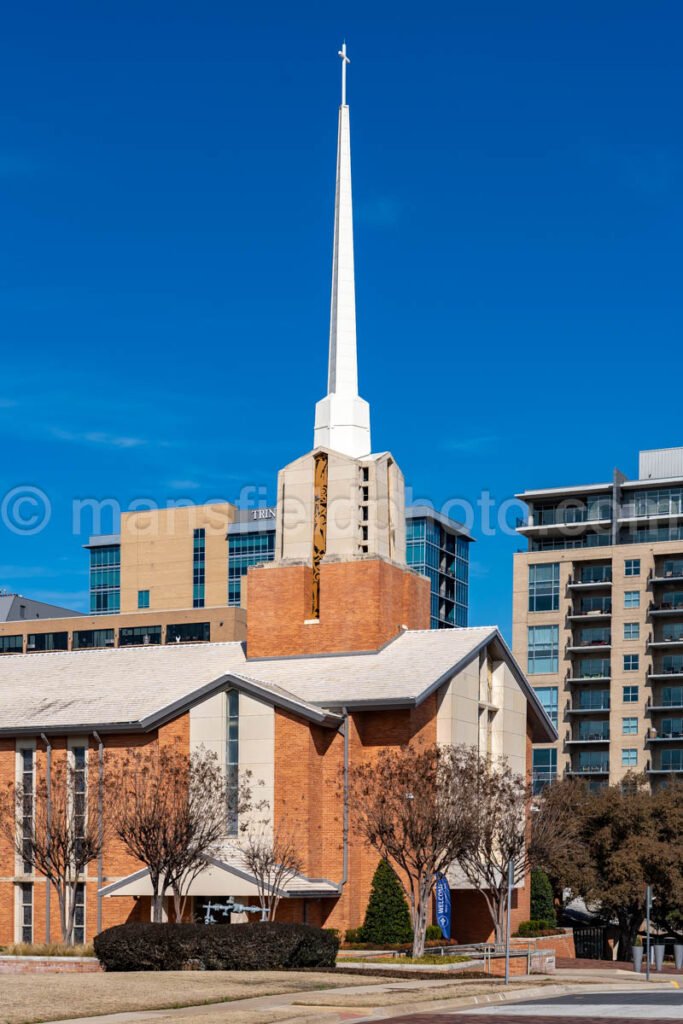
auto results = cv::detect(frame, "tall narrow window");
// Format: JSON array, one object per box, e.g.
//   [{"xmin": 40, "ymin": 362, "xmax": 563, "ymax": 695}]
[
  {"xmin": 72, "ymin": 746, "xmax": 87, "ymax": 862},
  {"xmin": 20, "ymin": 749, "xmax": 34, "ymax": 875},
  {"xmin": 20, "ymin": 882, "xmax": 33, "ymax": 943},
  {"xmin": 73, "ymin": 882, "xmax": 86, "ymax": 945},
  {"xmin": 193, "ymin": 528, "xmax": 206, "ymax": 608},
  {"xmin": 226, "ymin": 690, "xmax": 239, "ymax": 836}
]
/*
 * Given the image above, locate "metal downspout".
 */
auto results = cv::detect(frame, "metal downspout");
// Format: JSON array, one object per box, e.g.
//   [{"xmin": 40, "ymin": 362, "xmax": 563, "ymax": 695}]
[{"xmin": 340, "ymin": 709, "xmax": 349, "ymax": 890}]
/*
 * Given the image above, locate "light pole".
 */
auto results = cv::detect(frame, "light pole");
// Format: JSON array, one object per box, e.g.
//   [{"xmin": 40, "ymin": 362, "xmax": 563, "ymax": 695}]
[
  {"xmin": 504, "ymin": 859, "xmax": 514, "ymax": 985},
  {"xmin": 645, "ymin": 885, "xmax": 652, "ymax": 982}
]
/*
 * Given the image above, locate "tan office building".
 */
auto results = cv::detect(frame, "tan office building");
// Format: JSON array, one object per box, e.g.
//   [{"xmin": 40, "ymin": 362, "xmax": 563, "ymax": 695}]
[{"xmin": 513, "ymin": 447, "xmax": 683, "ymax": 790}]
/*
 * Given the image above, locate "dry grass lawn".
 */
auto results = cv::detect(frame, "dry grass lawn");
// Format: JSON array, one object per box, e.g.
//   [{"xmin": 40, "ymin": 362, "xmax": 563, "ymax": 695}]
[{"xmin": 0, "ymin": 970, "xmax": 379, "ymax": 1024}]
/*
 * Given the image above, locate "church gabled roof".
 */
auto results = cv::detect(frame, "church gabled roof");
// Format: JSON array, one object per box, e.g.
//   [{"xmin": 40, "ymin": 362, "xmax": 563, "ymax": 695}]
[{"xmin": 0, "ymin": 626, "xmax": 556, "ymax": 742}]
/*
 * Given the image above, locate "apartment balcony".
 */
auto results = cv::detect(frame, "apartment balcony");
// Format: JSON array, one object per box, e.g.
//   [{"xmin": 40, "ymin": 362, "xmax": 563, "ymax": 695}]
[
  {"xmin": 646, "ymin": 757, "xmax": 683, "ymax": 775},
  {"xmin": 650, "ymin": 560, "xmax": 683, "ymax": 585},
  {"xmin": 619, "ymin": 506, "xmax": 683, "ymax": 525},
  {"xmin": 651, "ymin": 655, "xmax": 683, "ymax": 679},
  {"xmin": 648, "ymin": 633, "xmax": 683, "ymax": 650},
  {"xmin": 649, "ymin": 595, "xmax": 683, "ymax": 617},
  {"xmin": 646, "ymin": 726, "xmax": 683, "ymax": 743},
  {"xmin": 565, "ymin": 726, "xmax": 610, "ymax": 745},
  {"xmin": 568, "ymin": 599, "xmax": 612, "ymax": 622},
  {"xmin": 567, "ymin": 642, "xmax": 612, "ymax": 653},
  {"xmin": 647, "ymin": 691, "xmax": 683, "ymax": 712},
  {"xmin": 566, "ymin": 698, "xmax": 611, "ymax": 715},
  {"xmin": 566, "ymin": 763, "xmax": 610, "ymax": 776},
  {"xmin": 516, "ymin": 509, "xmax": 612, "ymax": 539},
  {"xmin": 568, "ymin": 579, "xmax": 612, "ymax": 592}
]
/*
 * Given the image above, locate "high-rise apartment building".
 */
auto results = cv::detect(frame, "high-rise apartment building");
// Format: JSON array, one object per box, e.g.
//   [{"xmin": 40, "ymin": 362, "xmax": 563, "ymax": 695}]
[{"xmin": 514, "ymin": 446, "xmax": 683, "ymax": 792}]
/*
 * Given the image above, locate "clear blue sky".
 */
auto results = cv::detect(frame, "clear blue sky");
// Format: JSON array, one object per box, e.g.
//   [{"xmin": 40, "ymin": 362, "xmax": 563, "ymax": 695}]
[{"xmin": 1, "ymin": 2, "xmax": 682, "ymax": 637}]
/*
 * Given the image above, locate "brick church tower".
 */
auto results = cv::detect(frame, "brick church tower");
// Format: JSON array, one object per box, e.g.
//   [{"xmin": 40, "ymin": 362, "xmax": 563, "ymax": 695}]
[{"xmin": 247, "ymin": 45, "xmax": 429, "ymax": 659}]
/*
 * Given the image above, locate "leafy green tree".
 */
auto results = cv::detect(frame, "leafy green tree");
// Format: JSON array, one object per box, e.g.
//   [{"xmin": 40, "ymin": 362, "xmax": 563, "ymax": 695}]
[
  {"xmin": 361, "ymin": 859, "xmax": 413, "ymax": 944},
  {"xmin": 533, "ymin": 775, "xmax": 683, "ymax": 960},
  {"xmin": 530, "ymin": 868, "xmax": 557, "ymax": 925}
]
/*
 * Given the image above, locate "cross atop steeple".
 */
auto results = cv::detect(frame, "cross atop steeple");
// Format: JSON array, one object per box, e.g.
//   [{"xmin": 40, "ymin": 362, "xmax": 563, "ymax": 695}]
[
  {"xmin": 338, "ymin": 42, "xmax": 350, "ymax": 106},
  {"xmin": 314, "ymin": 42, "xmax": 371, "ymax": 459}
]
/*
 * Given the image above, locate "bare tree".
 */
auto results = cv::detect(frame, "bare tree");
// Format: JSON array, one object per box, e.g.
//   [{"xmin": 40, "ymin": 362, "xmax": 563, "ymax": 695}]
[
  {"xmin": 240, "ymin": 821, "xmax": 303, "ymax": 922},
  {"xmin": 108, "ymin": 745, "xmax": 252, "ymax": 922},
  {"xmin": 347, "ymin": 743, "xmax": 474, "ymax": 958},
  {"xmin": 454, "ymin": 749, "xmax": 530, "ymax": 944},
  {"xmin": 0, "ymin": 755, "xmax": 105, "ymax": 945}
]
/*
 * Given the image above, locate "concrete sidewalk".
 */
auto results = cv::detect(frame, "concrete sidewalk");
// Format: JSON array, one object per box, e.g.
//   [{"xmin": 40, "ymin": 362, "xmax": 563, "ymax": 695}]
[{"xmin": 34, "ymin": 976, "xmax": 677, "ymax": 1024}]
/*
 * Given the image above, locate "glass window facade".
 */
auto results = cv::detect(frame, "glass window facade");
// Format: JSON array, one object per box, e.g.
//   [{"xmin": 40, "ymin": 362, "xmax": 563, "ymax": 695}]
[
  {"xmin": 624, "ymin": 654, "xmax": 639, "ymax": 671},
  {"xmin": 622, "ymin": 717, "xmax": 638, "ymax": 735},
  {"xmin": 661, "ymin": 748, "xmax": 683, "ymax": 771},
  {"xmin": 89, "ymin": 545, "xmax": 121, "ymax": 614},
  {"xmin": 0, "ymin": 635, "xmax": 23, "ymax": 654},
  {"xmin": 532, "ymin": 748, "xmax": 557, "ymax": 794},
  {"xmin": 528, "ymin": 563, "xmax": 560, "ymax": 612},
  {"xmin": 531, "ymin": 533, "xmax": 611, "ymax": 552},
  {"xmin": 534, "ymin": 686, "xmax": 558, "ymax": 727},
  {"xmin": 165, "ymin": 622, "xmax": 210, "ymax": 644},
  {"xmin": 27, "ymin": 632, "xmax": 68, "ymax": 652},
  {"xmin": 406, "ymin": 516, "xmax": 469, "ymax": 628},
  {"xmin": 624, "ymin": 622, "xmax": 640, "ymax": 641},
  {"xmin": 622, "ymin": 748, "xmax": 638, "ymax": 768},
  {"xmin": 622, "ymin": 488, "xmax": 683, "ymax": 519},
  {"xmin": 73, "ymin": 629, "xmax": 115, "ymax": 650},
  {"xmin": 193, "ymin": 529, "xmax": 205, "ymax": 608},
  {"xmin": 625, "ymin": 559, "xmax": 641, "ymax": 577},
  {"xmin": 624, "ymin": 591, "xmax": 640, "ymax": 609},
  {"xmin": 228, "ymin": 529, "xmax": 276, "ymax": 606},
  {"xmin": 119, "ymin": 625, "xmax": 162, "ymax": 647},
  {"xmin": 137, "ymin": 589, "xmax": 150, "ymax": 610},
  {"xmin": 623, "ymin": 685, "xmax": 639, "ymax": 703},
  {"xmin": 528, "ymin": 625, "xmax": 559, "ymax": 674},
  {"xmin": 577, "ymin": 750, "xmax": 610, "ymax": 773}
]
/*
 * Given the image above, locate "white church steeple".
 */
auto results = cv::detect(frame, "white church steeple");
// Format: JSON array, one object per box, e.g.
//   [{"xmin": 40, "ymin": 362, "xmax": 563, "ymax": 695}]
[{"xmin": 313, "ymin": 43, "xmax": 372, "ymax": 459}]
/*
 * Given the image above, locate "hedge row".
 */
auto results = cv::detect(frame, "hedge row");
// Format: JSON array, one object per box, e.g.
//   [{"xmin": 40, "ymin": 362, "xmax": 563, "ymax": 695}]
[{"xmin": 94, "ymin": 922, "xmax": 339, "ymax": 972}]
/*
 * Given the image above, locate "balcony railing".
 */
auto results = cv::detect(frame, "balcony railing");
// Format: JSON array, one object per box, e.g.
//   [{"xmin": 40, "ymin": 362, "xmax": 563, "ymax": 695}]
[
  {"xmin": 651, "ymin": 593, "xmax": 683, "ymax": 612},
  {"xmin": 652, "ymin": 560, "xmax": 683, "ymax": 582},
  {"xmin": 577, "ymin": 567, "xmax": 613, "ymax": 584},
  {"xmin": 570, "ymin": 761, "xmax": 610, "ymax": 774},
  {"xmin": 569, "ymin": 695, "xmax": 611, "ymax": 712},
  {"xmin": 572, "ymin": 598, "xmax": 612, "ymax": 617}
]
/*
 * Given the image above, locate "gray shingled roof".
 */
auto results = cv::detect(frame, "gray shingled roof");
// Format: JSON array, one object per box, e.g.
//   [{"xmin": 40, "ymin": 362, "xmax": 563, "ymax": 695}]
[{"xmin": 0, "ymin": 628, "xmax": 556, "ymax": 741}]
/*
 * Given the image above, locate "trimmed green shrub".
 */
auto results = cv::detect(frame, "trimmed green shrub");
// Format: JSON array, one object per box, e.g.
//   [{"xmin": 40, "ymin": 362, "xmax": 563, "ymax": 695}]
[
  {"xmin": 345, "ymin": 927, "xmax": 364, "ymax": 944},
  {"xmin": 515, "ymin": 919, "xmax": 562, "ymax": 937},
  {"xmin": 94, "ymin": 922, "xmax": 339, "ymax": 972},
  {"xmin": 360, "ymin": 860, "xmax": 412, "ymax": 945},
  {"xmin": 425, "ymin": 925, "xmax": 443, "ymax": 941},
  {"xmin": 530, "ymin": 868, "xmax": 557, "ymax": 925}
]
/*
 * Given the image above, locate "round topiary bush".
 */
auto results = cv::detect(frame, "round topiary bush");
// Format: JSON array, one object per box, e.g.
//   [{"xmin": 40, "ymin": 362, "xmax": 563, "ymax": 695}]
[{"xmin": 94, "ymin": 922, "xmax": 339, "ymax": 972}]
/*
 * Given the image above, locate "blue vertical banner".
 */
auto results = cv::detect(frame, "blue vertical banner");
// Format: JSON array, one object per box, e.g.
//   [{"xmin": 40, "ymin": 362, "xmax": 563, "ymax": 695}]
[{"xmin": 435, "ymin": 873, "xmax": 451, "ymax": 940}]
